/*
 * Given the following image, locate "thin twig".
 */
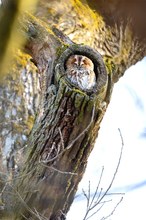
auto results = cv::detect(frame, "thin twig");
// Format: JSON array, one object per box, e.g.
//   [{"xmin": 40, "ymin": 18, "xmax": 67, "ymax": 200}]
[
  {"xmin": 86, "ymin": 203, "xmax": 105, "ymax": 220},
  {"xmin": 41, "ymin": 163, "xmax": 77, "ymax": 175},
  {"xmin": 90, "ymin": 167, "xmax": 104, "ymax": 208},
  {"xmin": 0, "ymin": 166, "xmax": 39, "ymax": 184},
  {"xmin": 34, "ymin": 207, "xmax": 45, "ymax": 220},
  {"xmin": 100, "ymin": 197, "xmax": 123, "ymax": 220},
  {"xmin": 82, "ymin": 189, "xmax": 89, "ymax": 202},
  {"xmin": 10, "ymin": 184, "xmax": 48, "ymax": 220},
  {"xmin": 82, "ymin": 128, "xmax": 124, "ymax": 220},
  {"xmin": 83, "ymin": 167, "xmax": 104, "ymax": 220},
  {"xmin": 87, "ymin": 181, "xmax": 91, "ymax": 210},
  {"xmin": 86, "ymin": 199, "xmax": 113, "ymax": 220},
  {"xmin": 58, "ymin": 127, "xmax": 65, "ymax": 151},
  {"xmin": 0, "ymin": 182, "xmax": 7, "ymax": 198},
  {"xmin": 20, "ymin": 213, "xmax": 28, "ymax": 219},
  {"xmin": 95, "ymin": 128, "xmax": 124, "ymax": 205}
]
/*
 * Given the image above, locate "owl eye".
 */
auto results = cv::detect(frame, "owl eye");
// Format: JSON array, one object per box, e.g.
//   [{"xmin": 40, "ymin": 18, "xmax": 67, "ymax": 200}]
[
  {"xmin": 82, "ymin": 59, "xmax": 89, "ymax": 66},
  {"xmin": 70, "ymin": 58, "xmax": 77, "ymax": 65},
  {"xmin": 80, "ymin": 58, "xmax": 87, "ymax": 66},
  {"xmin": 74, "ymin": 61, "xmax": 78, "ymax": 66}
]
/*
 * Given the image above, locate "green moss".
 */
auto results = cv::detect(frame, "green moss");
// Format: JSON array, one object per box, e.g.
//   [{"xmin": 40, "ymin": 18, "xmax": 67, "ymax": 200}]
[
  {"xmin": 64, "ymin": 85, "xmax": 74, "ymax": 97},
  {"xmin": 103, "ymin": 56, "xmax": 116, "ymax": 76},
  {"xmin": 74, "ymin": 93, "xmax": 85, "ymax": 109},
  {"xmin": 65, "ymin": 178, "xmax": 72, "ymax": 194},
  {"xmin": 75, "ymin": 97, "xmax": 89, "ymax": 124},
  {"xmin": 72, "ymin": 88, "xmax": 87, "ymax": 96},
  {"xmin": 86, "ymin": 99, "xmax": 94, "ymax": 112},
  {"xmin": 56, "ymin": 44, "xmax": 69, "ymax": 57},
  {"xmin": 54, "ymin": 79, "xmax": 66, "ymax": 107}
]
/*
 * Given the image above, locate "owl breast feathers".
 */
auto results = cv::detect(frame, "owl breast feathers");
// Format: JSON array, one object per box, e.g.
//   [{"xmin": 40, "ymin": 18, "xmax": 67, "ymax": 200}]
[{"xmin": 65, "ymin": 55, "xmax": 96, "ymax": 91}]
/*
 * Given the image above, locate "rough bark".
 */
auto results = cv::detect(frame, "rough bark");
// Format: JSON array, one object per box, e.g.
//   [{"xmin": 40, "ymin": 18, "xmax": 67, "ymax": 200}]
[
  {"xmin": 13, "ymin": 56, "xmax": 107, "ymax": 219},
  {"xmin": 2, "ymin": 18, "xmax": 109, "ymax": 218},
  {"xmin": 0, "ymin": 0, "xmax": 146, "ymax": 219}
]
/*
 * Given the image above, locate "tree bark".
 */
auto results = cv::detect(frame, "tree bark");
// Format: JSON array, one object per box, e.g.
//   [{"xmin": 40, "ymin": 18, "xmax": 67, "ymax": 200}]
[
  {"xmin": 0, "ymin": 0, "xmax": 146, "ymax": 219},
  {"xmin": 2, "ymin": 19, "xmax": 109, "ymax": 218}
]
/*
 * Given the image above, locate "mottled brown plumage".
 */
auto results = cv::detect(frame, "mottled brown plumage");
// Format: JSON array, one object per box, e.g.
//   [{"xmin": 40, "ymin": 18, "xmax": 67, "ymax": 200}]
[{"xmin": 65, "ymin": 55, "xmax": 96, "ymax": 91}]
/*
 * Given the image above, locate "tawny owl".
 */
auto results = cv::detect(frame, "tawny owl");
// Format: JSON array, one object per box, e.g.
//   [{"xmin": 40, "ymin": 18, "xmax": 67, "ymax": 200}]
[{"xmin": 65, "ymin": 55, "xmax": 96, "ymax": 91}]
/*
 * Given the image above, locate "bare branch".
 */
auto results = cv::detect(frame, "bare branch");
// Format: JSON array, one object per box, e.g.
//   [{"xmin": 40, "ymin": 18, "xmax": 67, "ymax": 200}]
[
  {"xmin": 40, "ymin": 163, "xmax": 77, "ymax": 176},
  {"xmin": 87, "ymin": 181, "xmax": 91, "ymax": 210},
  {"xmin": 9, "ymin": 184, "xmax": 48, "ymax": 220},
  {"xmin": 90, "ymin": 167, "xmax": 104, "ymax": 208},
  {"xmin": 86, "ymin": 203, "xmax": 105, "ymax": 220},
  {"xmin": 82, "ymin": 128, "xmax": 124, "ymax": 220},
  {"xmin": 86, "ymin": 199, "xmax": 113, "ymax": 220},
  {"xmin": 58, "ymin": 127, "xmax": 65, "ymax": 151},
  {"xmin": 95, "ymin": 128, "xmax": 124, "ymax": 205},
  {"xmin": 100, "ymin": 197, "xmax": 124, "ymax": 220}
]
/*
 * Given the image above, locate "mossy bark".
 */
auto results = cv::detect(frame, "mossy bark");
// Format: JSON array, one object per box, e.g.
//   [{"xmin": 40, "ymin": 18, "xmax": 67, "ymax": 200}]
[
  {"xmin": 0, "ymin": 1, "xmax": 146, "ymax": 219},
  {"xmin": 0, "ymin": 11, "xmax": 110, "ymax": 218},
  {"xmin": 7, "ymin": 44, "xmax": 108, "ymax": 219}
]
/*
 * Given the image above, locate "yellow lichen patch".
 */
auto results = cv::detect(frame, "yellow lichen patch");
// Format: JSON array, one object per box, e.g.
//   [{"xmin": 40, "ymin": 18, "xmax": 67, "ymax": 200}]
[
  {"xmin": 72, "ymin": 0, "xmax": 103, "ymax": 25},
  {"xmin": 24, "ymin": 115, "xmax": 35, "ymax": 134},
  {"xmin": 57, "ymin": 0, "xmax": 105, "ymax": 46},
  {"xmin": 0, "ymin": 1, "xmax": 38, "ymax": 78},
  {"xmin": 14, "ymin": 49, "xmax": 33, "ymax": 68}
]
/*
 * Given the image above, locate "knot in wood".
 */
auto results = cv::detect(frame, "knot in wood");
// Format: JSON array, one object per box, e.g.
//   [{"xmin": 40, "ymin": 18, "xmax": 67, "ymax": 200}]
[{"xmin": 55, "ymin": 45, "xmax": 108, "ymax": 95}]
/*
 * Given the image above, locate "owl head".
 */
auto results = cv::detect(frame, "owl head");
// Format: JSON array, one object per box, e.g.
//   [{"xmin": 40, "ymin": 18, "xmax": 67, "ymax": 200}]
[{"xmin": 65, "ymin": 55, "xmax": 94, "ymax": 71}]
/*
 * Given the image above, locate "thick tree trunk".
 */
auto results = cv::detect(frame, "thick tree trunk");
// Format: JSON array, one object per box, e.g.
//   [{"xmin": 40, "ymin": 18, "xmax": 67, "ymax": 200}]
[
  {"xmin": 0, "ymin": 0, "xmax": 146, "ymax": 219},
  {"xmin": 3, "ymin": 27, "xmax": 109, "ymax": 219}
]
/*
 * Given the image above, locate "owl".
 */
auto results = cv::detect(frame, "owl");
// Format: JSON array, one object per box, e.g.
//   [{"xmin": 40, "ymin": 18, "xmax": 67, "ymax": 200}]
[{"xmin": 65, "ymin": 55, "xmax": 96, "ymax": 91}]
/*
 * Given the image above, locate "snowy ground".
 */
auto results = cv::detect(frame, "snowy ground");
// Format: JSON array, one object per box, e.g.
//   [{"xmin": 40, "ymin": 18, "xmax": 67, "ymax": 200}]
[{"xmin": 67, "ymin": 57, "xmax": 146, "ymax": 220}]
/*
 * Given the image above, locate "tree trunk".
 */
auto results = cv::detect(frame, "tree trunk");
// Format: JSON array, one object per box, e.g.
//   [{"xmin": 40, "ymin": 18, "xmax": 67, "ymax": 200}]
[
  {"xmin": 2, "ymin": 22, "xmax": 109, "ymax": 218},
  {"xmin": 0, "ymin": 0, "xmax": 146, "ymax": 219}
]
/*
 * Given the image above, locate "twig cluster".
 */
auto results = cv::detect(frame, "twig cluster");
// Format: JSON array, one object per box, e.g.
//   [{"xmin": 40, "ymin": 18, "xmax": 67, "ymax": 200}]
[
  {"xmin": 0, "ymin": 118, "xmax": 124, "ymax": 220},
  {"xmin": 82, "ymin": 128, "xmax": 124, "ymax": 220}
]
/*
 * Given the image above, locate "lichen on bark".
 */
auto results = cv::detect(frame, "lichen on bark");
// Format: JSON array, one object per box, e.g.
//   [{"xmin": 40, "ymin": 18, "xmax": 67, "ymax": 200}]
[{"xmin": 0, "ymin": 0, "xmax": 146, "ymax": 219}]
